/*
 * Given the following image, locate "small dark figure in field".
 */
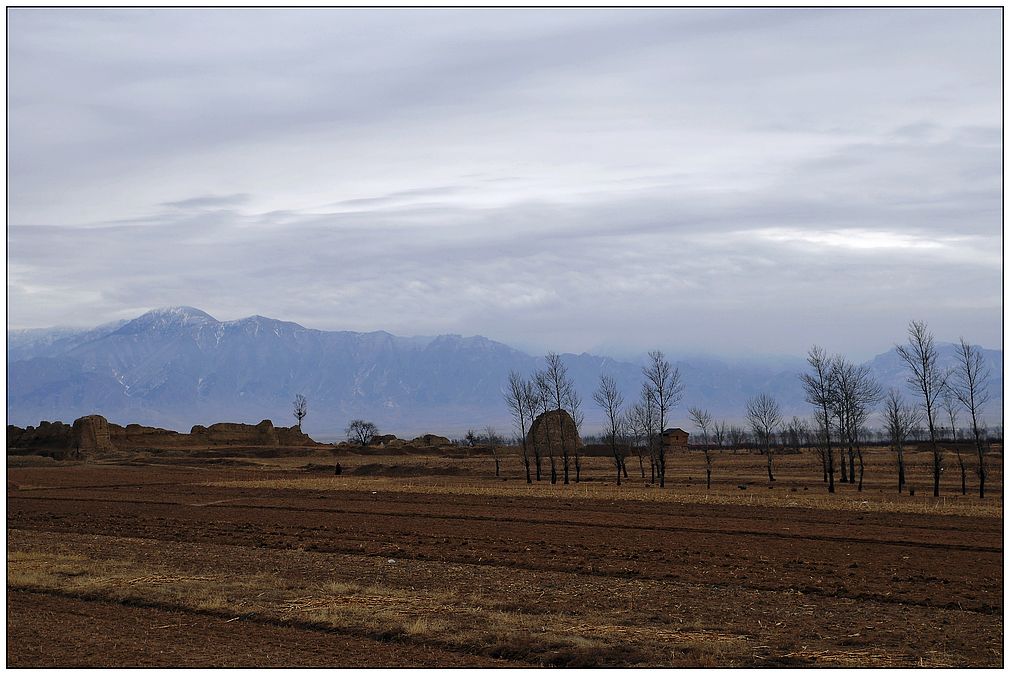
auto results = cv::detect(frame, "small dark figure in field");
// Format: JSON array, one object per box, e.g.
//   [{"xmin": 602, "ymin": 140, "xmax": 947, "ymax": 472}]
[{"xmin": 334, "ymin": 462, "xmax": 342, "ymax": 476}]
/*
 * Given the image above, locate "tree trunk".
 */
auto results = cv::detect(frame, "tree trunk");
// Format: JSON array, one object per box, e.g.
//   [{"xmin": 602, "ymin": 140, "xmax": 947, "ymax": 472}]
[
  {"xmin": 827, "ymin": 447, "xmax": 835, "ymax": 494},
  {"xmin": 978, "ymin": 442, "xmax": 987, "ymax": 499},
  {"xmin": 612, "ymin": 444, "xmax": 623, "ymax": 486},
  {"xmin": 840, "ymin": 449, "xmax": 848, "ymax": 483},
  {"xmin": 550, "ymin": 456, "xmax": 557, "ymax": 484},
  {"xmin": 856, "ymin": 448, "xmax": 864, "ymax": 492},
  {"xmin": 897, "ymin": 448, "xmax": 905, "ymax": 493},
  {"xmin": 574, "ymin": 454, "xmax": 581, "ymax": 483},
  {"xmin": 494, "ymin": 458, "xmax": 500, "ymax": 477},
  {"xmin": 562, "ymin": 450, "xmax": 570, "ymax": 485},
  {"xmin": 658, "ymin": 449, "xmax": 666, "ymax": 488},
  {"xmin": 534, "ymin": 449, "xmax": 542, "ymax": 481},
  {"xmin": 706, "ymin": 468, "xmax": 711, "ymax": 490},
  {"xmin": 766, "ymin": 443, "xmax": 774, "ymax": 482},
  {"xmin": 952, "ymin": 445, "xmax": 966, "ymax": 496},
  {"xmin": 933, "ymin": 450, "xmax": 940, "ymax": 498},
  {"xmin": 637, "ymin": 452, "xmax": 645, "ymax": 479}
]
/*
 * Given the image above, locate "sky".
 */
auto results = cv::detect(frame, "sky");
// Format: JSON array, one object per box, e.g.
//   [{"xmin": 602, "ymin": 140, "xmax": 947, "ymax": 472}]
[{"xmin": 7, "ymin": 8, "xmax": 1003, "ymax": 361}]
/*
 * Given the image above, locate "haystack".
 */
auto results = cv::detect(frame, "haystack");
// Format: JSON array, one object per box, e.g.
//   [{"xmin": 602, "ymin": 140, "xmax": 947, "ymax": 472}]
[{"xmin": 526, "ymin": 409, "xmax": 582, "ymax": 454}]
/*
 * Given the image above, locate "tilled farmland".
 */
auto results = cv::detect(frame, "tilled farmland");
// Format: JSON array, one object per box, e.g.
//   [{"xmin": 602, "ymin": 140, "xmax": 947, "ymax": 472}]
[{"xmin": 6, "ymin": 452, "xmax": 1003, "ymax": 667}]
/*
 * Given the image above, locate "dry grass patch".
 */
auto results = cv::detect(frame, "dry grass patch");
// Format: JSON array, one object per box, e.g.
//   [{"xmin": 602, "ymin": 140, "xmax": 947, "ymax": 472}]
[
  {"xmin": 8, "ymin": 550, "xmax": 131, "ymax": 592},
  {"xmin": 321, "ymin": 580, "xmax": 364, "ymax": 595},
  {"xmin": 9, "ymin": 543, "xmax": 618, "ymax": 664},
  {"xmin": 8, "ymin": 547, "xmax": 263, "ymax": 614},
  {"xmin": 203, "ymin": 475, "xmax": 1002, "ymax": 518}
]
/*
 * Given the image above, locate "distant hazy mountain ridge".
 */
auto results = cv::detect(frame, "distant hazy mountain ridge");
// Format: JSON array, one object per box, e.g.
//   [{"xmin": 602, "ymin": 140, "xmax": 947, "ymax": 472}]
[{"xmin": 7, "ymin": 307, "xmax": 1002, "ymax": 438}]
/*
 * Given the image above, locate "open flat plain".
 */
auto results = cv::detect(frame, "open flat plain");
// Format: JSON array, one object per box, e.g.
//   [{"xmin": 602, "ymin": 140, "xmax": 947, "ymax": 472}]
[{"xmin": 7, "ymin": 447, "xmax": 1003, "ymax": 667}]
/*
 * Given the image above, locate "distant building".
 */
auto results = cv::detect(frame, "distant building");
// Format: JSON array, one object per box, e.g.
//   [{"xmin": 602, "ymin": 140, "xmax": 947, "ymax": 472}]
[{"xmin": 660, "ymin": 427, "xmax": 689, "ymax": 449}]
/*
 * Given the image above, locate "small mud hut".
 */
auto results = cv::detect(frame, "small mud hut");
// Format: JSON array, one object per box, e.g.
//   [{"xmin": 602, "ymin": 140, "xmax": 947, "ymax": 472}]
[{"xmin": 660, "ymin": 427, "xmax": 689, "ymax": 450}]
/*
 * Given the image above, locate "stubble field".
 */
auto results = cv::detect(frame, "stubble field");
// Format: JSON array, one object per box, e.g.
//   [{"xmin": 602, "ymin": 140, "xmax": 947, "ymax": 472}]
[{"xmin": 6, "ymin": 446, "xmax": 1003, "ymax": 667}]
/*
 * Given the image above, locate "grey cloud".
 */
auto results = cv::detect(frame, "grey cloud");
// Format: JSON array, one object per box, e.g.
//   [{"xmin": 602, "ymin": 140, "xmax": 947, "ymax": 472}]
[
  {"xmin": 7, "ymin": 8, "xmax": 1002, "ymax": 360},
  {"xmin": 10, "ymin": 173, "xmax": 1000, "ymax": 359},
  {"xmin": 162, "ymin": 193, "xmax": 250, "ymax": 209},
  {"xmin": 326, "ymin": 186, "xmax": 468, "ymax": 209}
]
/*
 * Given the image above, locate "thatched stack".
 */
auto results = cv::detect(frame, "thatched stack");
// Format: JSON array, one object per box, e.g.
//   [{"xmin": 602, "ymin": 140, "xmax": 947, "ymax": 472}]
[{"xmin": 526, "ymin": 409, "xmax": 582, "ymax": 454}]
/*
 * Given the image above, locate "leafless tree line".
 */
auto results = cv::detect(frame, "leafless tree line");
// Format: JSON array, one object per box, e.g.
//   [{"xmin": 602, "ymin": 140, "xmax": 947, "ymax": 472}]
[
  {"xmin": 503, "ymin": 353, "xmax": 584, "ymax": 485},
  {"xmin": 501, "ymin": 322, "xmax": 992, "ymax": 498},
  {"xmin": 597, "ymin": 351, "xmax": 690, "ymax": 488},
  {"xmin": 802, "ymin": 320, "xmax": 992, "ymax": 498},
  {"xmin": 505, "ymin": 351, "xmax": 686, "ymax": 488}
]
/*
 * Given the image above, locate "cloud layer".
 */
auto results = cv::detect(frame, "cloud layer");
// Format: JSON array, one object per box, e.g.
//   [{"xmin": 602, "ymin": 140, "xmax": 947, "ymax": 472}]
[{"xmin": 8, "ymin": 8, "xmax": 1002, "ymax": 359}]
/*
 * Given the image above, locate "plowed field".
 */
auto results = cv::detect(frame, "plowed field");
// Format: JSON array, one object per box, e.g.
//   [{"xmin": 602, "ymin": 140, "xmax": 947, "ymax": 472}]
[{"xmin": 7, "ymin": 450, "xmax": 1003, "ymax": 667}]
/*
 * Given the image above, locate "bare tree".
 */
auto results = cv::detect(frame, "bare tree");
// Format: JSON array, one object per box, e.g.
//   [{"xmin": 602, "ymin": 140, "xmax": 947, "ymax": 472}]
[
  {"xmin": 939, "ymin": 391, "xmax": 959, "ymax": 442},
  {"xmin": 541, "ymin": 353, "xmax": 579, "ymax": 485},
  {"xmin": 952, "ymin": 339, "xmax": 992, "ymax": 498},
  {"xmin": 534, "ymin": 371, "xmax": 558, "ymax": 484},
  {"xmin": 529, "ymin": 372, "xmax": 551, "ymax": 481},
  {"xmin": 851, "ymin": 370, "xmax": 881, "ymax": 492},
  {"xmin": 637, "ymin": 385, "xmax": 661, "ymax": 482},
  {"xmin": 484, "ymin": 425, "xmax": 504, "ymax": 478},
  {"xmin": 712, "ymin": 420, "xmax": 727, "ymax": 454},
  {"xmin": 801, "ymin": 346, "xmax": 837, "ymax": 492},
  {"xmin": 292, "ymin": 394, "xmax": 308, "ymax": 430},
  {"xmin": 642, "ymin": 350, "xmax": 684, "ymax": 488},
  {"xmin": 895, "ymin": 320, "xmax": 949, "ymax": 497},
  {"xmin": 625, "ymin": 402, "xmax": 653, "ymax": 480},
  {"xmin": 883, "ymin": 389, "xmax": 921, "ymax": 494},
  {"xmin": 940, "ymin": 390, "xmax": 967, "ymax": 496},
  {"xmin": 346, "ymin": 419, "xmax": 378, "ymax": 446},
  {"xmin": 594, "ymin": 374, "xmax": 626, "ymax": 486},
  {"xmin": 811, "ymin": 410, "xmax": 830, "ymax": 484},
  {"xmin": 570, "ymin": 389, "xmax": 584, "ymax": 483},
  {"xmin": 783, "ymin": 417, "xmax": 804, "ymax": 454},
  {"xmin": 831, "ymin": 358, "xmax": 881, "ymax": 492},
  {"xmin": 688, "ymin": 407, "xmax": 714, "ymax": 490},
  {"xmin": 727, "ymin": 425, "xmax": 746, "ymax": 454},
  {"xmin": 713, "ymin": 420, "xmax": 728, "ymax": 476},
  {"xmin": 746, "ymin": 393, "xmax": 782, "ymax": 482},
  {"xmin": 504, "ymin": 371, "xmax": 536, "ymax": 484}
]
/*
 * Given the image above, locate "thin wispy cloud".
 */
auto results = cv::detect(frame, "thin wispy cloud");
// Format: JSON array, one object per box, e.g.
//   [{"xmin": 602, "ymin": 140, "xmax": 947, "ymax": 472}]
[{"xmin": 7, "ymin": 8, "xmax": 1002, "ymax": 359}]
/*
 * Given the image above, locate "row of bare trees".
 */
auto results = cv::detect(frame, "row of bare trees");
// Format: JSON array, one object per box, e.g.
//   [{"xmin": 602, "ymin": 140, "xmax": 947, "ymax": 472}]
[
  {"xmin": 504, "ymin": 353, "xmax": 583, "ymax": 485},
  {"xmin": 504, "ymin": 322, "xmax": 993, "ymax": 497},
  {"xmin": 591, "ymin": 351, "xmax": 687, "ymax": 487},
  {"xmin": 894, "ymin": 321, "xmax": 992, "ymax": 498},
  {"xmin": 803, "ymin": 320, "xmax": 992, "ymax": 498},
  {"xmin": 506, "ymin": 351, "xmax": 685, "ymax": 488}
]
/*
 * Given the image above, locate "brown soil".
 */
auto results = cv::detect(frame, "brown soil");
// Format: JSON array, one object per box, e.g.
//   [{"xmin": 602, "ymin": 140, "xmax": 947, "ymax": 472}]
[
  {"xmin": 352, "ymin": 462, "xmax": 468, "ymax": 477},
  {"xmin": 7, "ymin": 591, "xmax": 505, "ymax": 667},
  {"xmin": 6, "ymin": 450, "xmax": 1003, "ymax": 667}
]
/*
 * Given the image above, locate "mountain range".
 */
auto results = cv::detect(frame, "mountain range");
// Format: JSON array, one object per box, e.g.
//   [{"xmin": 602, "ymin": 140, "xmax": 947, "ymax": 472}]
[{"xmin": 7, "ymin": 307, "xmax": 1002, "ymax": 439}]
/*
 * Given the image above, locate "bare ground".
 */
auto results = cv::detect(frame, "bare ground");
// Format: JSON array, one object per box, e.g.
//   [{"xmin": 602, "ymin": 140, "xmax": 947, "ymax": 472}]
[{"xmin": 6, "ymin": 449, "xmax": 1003, "ymax": 667}]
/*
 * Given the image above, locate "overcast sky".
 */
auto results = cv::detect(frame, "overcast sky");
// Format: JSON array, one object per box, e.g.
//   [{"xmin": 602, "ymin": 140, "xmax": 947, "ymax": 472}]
[{"xmin": 7, "ymin": 8, "xmax": 1002, "ymax": 360}]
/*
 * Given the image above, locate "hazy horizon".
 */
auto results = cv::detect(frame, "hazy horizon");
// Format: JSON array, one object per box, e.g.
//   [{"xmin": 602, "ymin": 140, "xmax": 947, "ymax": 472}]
[
  {"xmin": 7, "ymin": 304, "xmax": 1002, "ymax": 367},
  {"xmin": 8, "ymin": 8, "xmax": 1002, "ymax": 362}
]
